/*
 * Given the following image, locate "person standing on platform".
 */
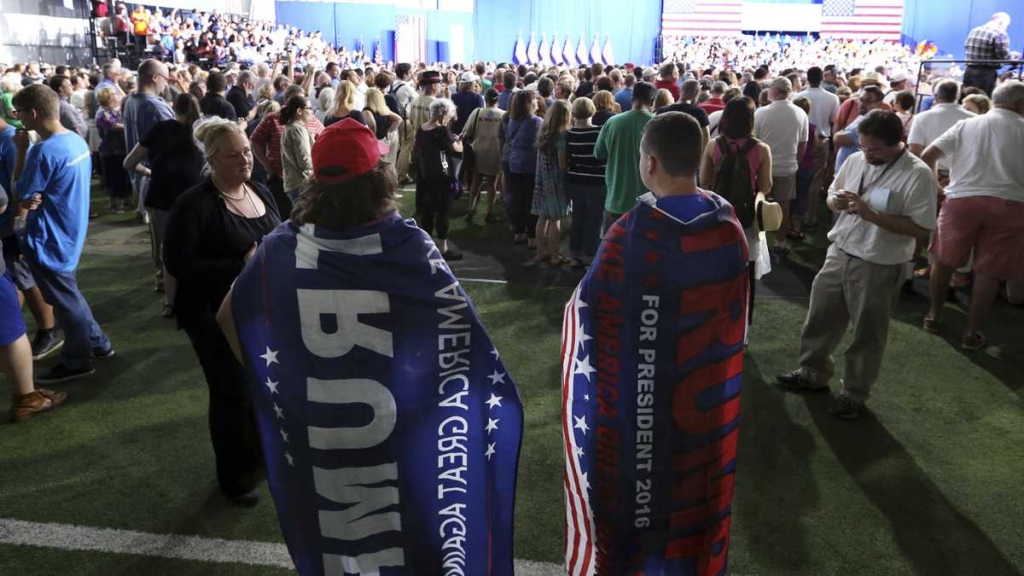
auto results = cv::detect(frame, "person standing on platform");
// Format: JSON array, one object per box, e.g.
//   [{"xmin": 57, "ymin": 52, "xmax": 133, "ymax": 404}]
[
  {"xmin": 963, "ymin": 12, "xmax": 1019, "ymax": 96},
  {"xmin": 12, "ymin": 85, "xmax": 115, "ymax": 383}
]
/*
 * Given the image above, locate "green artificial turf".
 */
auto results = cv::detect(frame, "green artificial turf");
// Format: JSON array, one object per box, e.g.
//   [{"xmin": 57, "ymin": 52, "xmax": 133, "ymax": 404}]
[{"xmin": 1, "ymin": 193, "xmax": 1022, "ymax": 575}]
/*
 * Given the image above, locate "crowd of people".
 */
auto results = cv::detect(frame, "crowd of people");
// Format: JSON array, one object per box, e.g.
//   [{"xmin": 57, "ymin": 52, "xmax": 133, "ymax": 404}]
[{"xmin": 0, "ymin": 6, "xmax": 1022, "ymax": 574}]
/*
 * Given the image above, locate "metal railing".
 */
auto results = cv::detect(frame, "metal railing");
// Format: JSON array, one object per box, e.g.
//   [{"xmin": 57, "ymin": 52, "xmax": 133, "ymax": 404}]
[{"xmin": 913, "ymin": 58, "xmax": 1024, "ymax": 112}]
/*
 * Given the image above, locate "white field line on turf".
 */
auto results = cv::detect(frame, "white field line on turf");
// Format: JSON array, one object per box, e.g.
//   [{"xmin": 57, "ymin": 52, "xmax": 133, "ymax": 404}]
[
  {"xmin": 458, "ymin": 277, "xmax": 510, "ymax": 285},
  {"xmin": 0, "ymin": 519, "xmax": 567, "ymax": 575}
]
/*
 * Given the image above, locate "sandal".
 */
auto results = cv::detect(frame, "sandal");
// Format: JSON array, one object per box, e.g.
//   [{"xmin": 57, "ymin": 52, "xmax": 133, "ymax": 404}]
[
  {"xmin": 922, "ymin": 315, "xmax": 943, "ymax": 334},
  {"xmin": 914, "ymin": 266, "xmax": 931, "ymax": 279},
  {"xmin": 961, "ymin": 332, "xmax": 987, "ymax": 351}
]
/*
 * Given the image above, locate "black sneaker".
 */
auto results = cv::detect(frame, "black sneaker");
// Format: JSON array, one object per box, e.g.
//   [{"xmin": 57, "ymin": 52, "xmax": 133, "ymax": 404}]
[
  {"xmin": 93, "ymin": 345, "xmax": 116, "ymax": 360},
  {"xmin": 225, "ymin": 489, "xmax": 261, "ymax": 508},
  {"xmin": 31, "ymin": 330, "xmax": 65, "ymax": 361},
  {"xmin": 776, "ymin": 369, "xmax": 828, "ymax": 392},
  {"xmin": 36, "ymin": 363, "xmax": 95, "ymax": 384},
  {"xmin": 828, "ymin": 394, "xmax": 864, "ymax": 420},
  {"xmin": 443, "ymin": 249, "xmax": 463, "ymax": 261}
]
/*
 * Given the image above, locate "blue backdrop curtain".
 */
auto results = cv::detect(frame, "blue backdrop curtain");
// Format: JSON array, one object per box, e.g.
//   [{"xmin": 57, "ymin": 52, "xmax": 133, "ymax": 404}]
[{"xmin": 473, "ymin": 0, "xmax": 660, "ymax": 65}]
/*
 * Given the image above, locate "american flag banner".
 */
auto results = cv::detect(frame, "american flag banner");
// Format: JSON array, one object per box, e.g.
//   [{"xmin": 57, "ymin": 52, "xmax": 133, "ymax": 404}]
[
  {"xmin": 562, "ymin": 193, "xmax": 748, "ymax": 576},
  {"xmin": 601, "ymin": 36, "xmax": 615, "ymax": 67},
  {"xmin": 538, "ymin": 34, "xmax": 551, "ymax": 66},
  {"xmin": 821, "ymin": 0, "xmax": 905, "ymax": 42},
  {"xmin": 230, "ymin": 214, "xmax": 523, "ymax": 576},
  {"xmin": 373, "ymin": 39, "xmax": 382, "ymax": 65},
  {"xmin": 563, "ymin": 34, "xmax": 577, "ymax": 68},
  {"xmin": 514, "ymin": 32, "xmax": 528, "ymax": 65},
  {"xmin": 527, "ymin": 33, "xmax": 540, "ymax": 65},
  {"xmin": 662, "ymin": 0, "xmax": 744, "ymax": 38},
  {"xmin": 395, "ymin": 15, "xmax": 426, "ymax": 64},
  {"xmin": 551, "ymin": 33, "xmax": 564, "ymax": 66}
]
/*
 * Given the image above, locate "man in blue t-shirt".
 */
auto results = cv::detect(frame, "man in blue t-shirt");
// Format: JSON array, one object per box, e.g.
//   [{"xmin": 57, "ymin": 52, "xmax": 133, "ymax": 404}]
[
  {"xmin": 0, "ymin": 115, "xmax": 62, "ymax": 360},
  {"xmin": 12, "ymin": 85, "xmax": 113, "ymax": 383}
]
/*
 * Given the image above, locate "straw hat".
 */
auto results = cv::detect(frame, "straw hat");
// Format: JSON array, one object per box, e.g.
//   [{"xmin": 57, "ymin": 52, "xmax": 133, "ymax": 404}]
[{"xmin": 756, "ymin": 192, "xmax": 783, "ymax": 233}]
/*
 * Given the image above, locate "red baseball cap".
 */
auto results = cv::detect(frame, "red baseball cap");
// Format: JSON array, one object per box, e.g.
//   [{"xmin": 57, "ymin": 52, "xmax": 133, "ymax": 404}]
[{"xmin": 312, "ymin": 118, "xmax": 388, "ymax": 183}]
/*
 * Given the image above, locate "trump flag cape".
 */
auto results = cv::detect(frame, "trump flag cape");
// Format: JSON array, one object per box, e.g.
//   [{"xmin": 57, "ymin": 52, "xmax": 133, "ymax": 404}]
[
  {"xmin": 562, "ymin": 193, "xmax": 748, "ymax": 576},
  {"xmin": 231, "ymin": 213, "xmax": 524, "ymax": 576}
]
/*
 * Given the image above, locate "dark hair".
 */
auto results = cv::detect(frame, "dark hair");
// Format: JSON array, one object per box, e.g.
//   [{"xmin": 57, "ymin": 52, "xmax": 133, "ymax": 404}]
[
  {"xmin": 753, "ymin": 67, "xmax": 768, "ymax": 80},
  {"xmin": 54, "ymin": 65, "xmax": 68, "ymax": 76},
  {"xmin": 719, "ymin": 97, "xmax": 756, "ymax": 139},
  {"xmin": 632, "ymin": 81, "xmax": 657, "ymax": 107},
  {"xmin": 173, "ymin": 93, "xmax": 201, "ymax": 127},
  {"xmin": 280, "ymin": 94, "xmax": 309, "ymax": 124},
  {"xmin": 502, "ymin": 71, "xmax": 517, "ymax": 90},
  {"xmin": 484, "ymin": 88, "xmax": 499, "ymax": 105},
  {"xmin": 395, "ymin": 63, "xmax": 412, "ymax": 79},
  {"xmin": 374, "ymin": 72, "xmax": 392, "ymax": 91},
  {"xmin": 807, "ymin": 66, "xmax": 823, "ymax": 85},
  {"xmin": 12, "ymin": 84, "xmax": 59, "ymax": 120},
  {"xmin": 659, "ymin": 62, "xmax": 675, "ymax": 78},
  {"xmin": 537, "ymin": 77, "xmax": 554, "ymax": 98},
  {"xmin": 641, "ymin": 112, "xmax": 702, "ymax": 177},
  {"xmin": 894, "ymin": 90, "xmax": 916, "ymax": 112},
  {"xmin": 509, "ymin": 89, "xmax": 537, "ymax": 120},
  {"xmin": 292, "ymin": 163, "xmax": 398, "ymax": 229},
  {"xmin": 595, "ymin": 76, "xmax": 614, "ymax": 93},
  {"xmin": 934, "ymin": 80, "xmax": 959, "ymax": 103},
  {"xmin": 960, "ymin": 86, "xmax": 985, "ymax": 103},
  {"xmin": 46, "ymin": 74, "xmax": 70, "ymax": 93},
  {"xmin": 742, "ymin": 80, "xmax": 761, "ymax": 102},
  {"xmin": 860, "ymin": 85, "xmax": 885, "ymax": 102},
  {"xmin": 857, "ymin": 109, "xmax": 904, "ymax": 146},
  {"xmin": 517, "ymin": 64, "xmax": 528, "ymax": 78},
  {"xmin": 591, "ymin": 63, "xmax": 604, "ymax": 79},
  {"xmin": 207, "ymin": 71, "xmax": 227, "ymax": 93}
]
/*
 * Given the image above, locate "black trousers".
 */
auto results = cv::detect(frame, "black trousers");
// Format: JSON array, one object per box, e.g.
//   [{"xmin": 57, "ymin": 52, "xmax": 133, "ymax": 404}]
[
  {"xmin": 184, "ymin": 318, "xmax": 263, "ymax": 497},
  {"xmin": 267, "ymin": 175, "xmax": 293, "ymax": 219},
  {"xmin": 963, "ymin": 66, "xmax": 997, "ymax": 96},
  {"xmin": 419, "ymin": 178, "xmax": 455, "ymax": 240},
  {"xmin": 505, "ymin": 171, "xmax": 538, "ymax": 237}
]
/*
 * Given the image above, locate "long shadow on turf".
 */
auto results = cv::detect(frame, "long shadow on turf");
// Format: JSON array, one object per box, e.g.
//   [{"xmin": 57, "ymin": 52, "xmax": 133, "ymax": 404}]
[
  {"xmin": 733, "ymin": 356, "xmax": 819, "ymax": 572},
  {"xmin": 804, "ymin": 394, "xmax": 1023, "ymax": 576}
]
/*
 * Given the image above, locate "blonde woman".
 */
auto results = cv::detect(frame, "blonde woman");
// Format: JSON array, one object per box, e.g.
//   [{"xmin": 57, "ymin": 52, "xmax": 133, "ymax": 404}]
[
  {"xmin": 591, "ymin": 90, "xmax": 620, "ymax": 126},
  {"xmin": 362, "ymin": 87, "xmax": 402, "ymax": 165},
  {"xmin": 654, "ymin": 88, "xmax": 674, "ymax": 111},
  {"xmin": 532, "ymin": 99, "xmax": 571, "ymax": 266},
  {"xmin": 324, "ymin": 80, "xmax": 366, "ymax": 127},
  {"xmin": 162, "ymin": 117, "xmax": 281, "ymax": 507},
  {"xmin": 280, "ymin": 94, "xmax": 315, "ymax": 202}
]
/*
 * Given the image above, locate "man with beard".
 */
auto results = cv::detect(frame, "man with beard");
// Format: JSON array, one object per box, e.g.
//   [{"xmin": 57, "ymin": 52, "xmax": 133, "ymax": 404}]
[{"xmin": 776, "ymin": 110, "xmax": 936, "ymax": 419}]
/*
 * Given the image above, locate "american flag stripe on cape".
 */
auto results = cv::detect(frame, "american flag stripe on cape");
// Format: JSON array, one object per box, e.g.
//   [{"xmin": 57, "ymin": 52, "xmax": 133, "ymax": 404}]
[{"xmin": 563, "ymin": 192, "xmax": 748, "ymax": 576}]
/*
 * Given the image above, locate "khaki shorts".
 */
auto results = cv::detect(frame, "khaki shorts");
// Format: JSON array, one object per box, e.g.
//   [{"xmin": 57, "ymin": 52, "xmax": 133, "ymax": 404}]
[{"xmin": 770, "ymin": 174, "xmax": 797, "ymax": 202}]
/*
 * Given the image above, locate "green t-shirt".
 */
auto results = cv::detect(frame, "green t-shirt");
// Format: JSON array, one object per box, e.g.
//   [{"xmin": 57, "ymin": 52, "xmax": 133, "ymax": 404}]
[{"xmin": 593, "ymin": 109, "xmax": 654, "ymax": 215}]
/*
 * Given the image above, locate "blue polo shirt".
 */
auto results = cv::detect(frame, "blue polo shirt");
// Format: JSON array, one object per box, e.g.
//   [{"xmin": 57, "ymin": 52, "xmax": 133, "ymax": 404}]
[{"xmin": 15, "ymin": 132, "xmax": 92, "ymax": 273}]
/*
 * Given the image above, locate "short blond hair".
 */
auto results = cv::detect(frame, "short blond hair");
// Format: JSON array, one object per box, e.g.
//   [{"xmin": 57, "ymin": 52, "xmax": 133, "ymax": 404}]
[
  {"xmin": 193, "ymin": 117, "xmax": 247, "ymax": 161},
  {"xmin": 1, "ymin": 72, "xmax": 22, "ymax": 94},
  {"xmin": 571, "ymin": 96, "xmax": 596, "ymax": 119},
  {"xmin": 96, "ymin": 86, "xmax": 118, "ymax": 108},
  {"xmin": 592, "ymin": 90, "xmax": 617, "ymax": 113}
]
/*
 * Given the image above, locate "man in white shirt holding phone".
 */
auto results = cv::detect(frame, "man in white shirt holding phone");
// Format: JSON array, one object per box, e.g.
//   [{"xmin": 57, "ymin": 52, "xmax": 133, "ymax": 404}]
[{"xmin": 776, "ymin": 110, "xmax": 936, "ymax": 419}]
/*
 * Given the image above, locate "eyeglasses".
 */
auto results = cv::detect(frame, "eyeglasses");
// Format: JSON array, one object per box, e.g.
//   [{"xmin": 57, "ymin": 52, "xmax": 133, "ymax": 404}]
[{"xmin": 11, "ymin": 108, "xmax": 31, "ymax": 117}]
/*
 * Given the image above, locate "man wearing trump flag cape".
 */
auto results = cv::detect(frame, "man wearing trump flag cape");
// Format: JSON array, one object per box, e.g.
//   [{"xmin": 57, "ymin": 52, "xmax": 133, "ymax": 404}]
[
  {"xmin": 563, "ymin": 113, "xmax": 749, "ymax": 576},
  {"xmin": 218, "ymin": 118, "xmax": 523, "ymax": 576}
]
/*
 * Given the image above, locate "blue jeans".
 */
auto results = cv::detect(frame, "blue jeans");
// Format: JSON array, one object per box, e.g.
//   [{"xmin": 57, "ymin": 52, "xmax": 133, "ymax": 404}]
[
  {"xmin": 568, "ymin": 182, "xmax": 606, "ymax": 260},
  {"xmin": 27, "ymin": 259, "xmax": 111, "ymax": 369}
]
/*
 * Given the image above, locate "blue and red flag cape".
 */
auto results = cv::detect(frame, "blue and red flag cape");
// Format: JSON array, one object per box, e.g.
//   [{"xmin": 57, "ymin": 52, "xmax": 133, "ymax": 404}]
[
  {"xmin": 231, "ymin": 212, "xmax": 523, "ymax": 576},
  {"xmin": 562, "ymin": 193, "xmax": 748, "ymax": 576}
]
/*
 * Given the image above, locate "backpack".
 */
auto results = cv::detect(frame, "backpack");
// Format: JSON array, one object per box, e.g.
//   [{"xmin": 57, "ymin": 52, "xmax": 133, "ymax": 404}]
[{"xmin": 713, "ymin": 136, "xmax": 758, "ymax": 228}]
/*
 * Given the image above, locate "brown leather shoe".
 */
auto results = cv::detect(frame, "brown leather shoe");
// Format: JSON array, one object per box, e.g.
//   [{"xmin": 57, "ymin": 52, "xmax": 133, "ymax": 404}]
[{"xmin": 10, "ymin": 389, "xmax": 67, "ymax": 423}]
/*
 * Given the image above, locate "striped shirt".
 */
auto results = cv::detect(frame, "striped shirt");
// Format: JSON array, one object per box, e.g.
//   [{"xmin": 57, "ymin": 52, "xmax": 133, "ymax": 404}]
[{"xmin": 566, "ymin": 126, "xmax": 606, "ymax": 186}]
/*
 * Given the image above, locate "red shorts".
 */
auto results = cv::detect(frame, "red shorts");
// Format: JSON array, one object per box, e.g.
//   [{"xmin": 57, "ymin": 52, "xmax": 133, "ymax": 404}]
[{"xmin": 929, "ymin": 196, "xmax": 1024, "ymax": 281}]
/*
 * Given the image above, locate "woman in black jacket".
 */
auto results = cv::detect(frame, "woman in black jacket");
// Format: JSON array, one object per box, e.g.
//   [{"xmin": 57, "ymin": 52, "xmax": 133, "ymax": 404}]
[{"xmin": 163, "ymin": 117, "xmax": 281, "ymax": 507}]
